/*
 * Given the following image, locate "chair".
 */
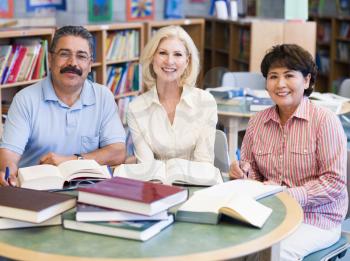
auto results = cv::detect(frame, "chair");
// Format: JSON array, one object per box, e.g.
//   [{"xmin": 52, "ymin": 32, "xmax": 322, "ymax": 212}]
[
  {"xmin": 338, "ymin": 79, "xmax": 350, "ymax": 98},
  {"xmin": 304, "ymin": 150, "xmax": 350, "ymax": 261},
  {"xmin": 221, "ymin": 72, "xmax": 266, "ymax": 90},
  {"xmin": 214, "ymin": 129, "xmax": 230, "ymax": 173}
]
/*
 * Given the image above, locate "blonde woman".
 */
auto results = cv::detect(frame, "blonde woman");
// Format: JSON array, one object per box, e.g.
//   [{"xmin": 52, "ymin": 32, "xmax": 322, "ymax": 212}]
[{"xmin": 127, "ymin": 26, "xmax": 217, "ymax": 163}]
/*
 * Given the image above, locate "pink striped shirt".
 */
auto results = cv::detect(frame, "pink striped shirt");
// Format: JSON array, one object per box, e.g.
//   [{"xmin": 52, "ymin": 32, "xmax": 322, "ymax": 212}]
[{"xmin": 242, "ymin": 97, "xmax": 348, "ymax": 229}]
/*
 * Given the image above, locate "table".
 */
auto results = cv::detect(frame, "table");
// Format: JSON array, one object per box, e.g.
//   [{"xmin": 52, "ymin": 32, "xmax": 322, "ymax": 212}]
[{"xmin": 0, "ymin": 192, "xmax": 302, "ymax": 261}]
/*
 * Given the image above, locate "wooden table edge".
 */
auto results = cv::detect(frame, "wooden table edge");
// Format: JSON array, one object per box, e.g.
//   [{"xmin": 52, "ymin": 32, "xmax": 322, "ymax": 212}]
[{"xmin": 0, "ymin": 192, "xmax": 303, "ymax": 261}]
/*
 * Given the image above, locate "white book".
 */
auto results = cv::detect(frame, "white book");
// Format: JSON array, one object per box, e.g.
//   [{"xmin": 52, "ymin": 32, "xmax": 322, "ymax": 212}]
[
  {"xmin": 18, "ymin": 160, "xmax": 111, "ymax": 190},
  {"xmin": 176, "ymin": 179, "xmax": 282, "ymax": 227},
  {"xmin": 0, "ymin": 215, "xmax": 61, "ymax": 229},
  {"xmin": 114, "ymin": 159, "xmax": 223, "ymax": 186}
]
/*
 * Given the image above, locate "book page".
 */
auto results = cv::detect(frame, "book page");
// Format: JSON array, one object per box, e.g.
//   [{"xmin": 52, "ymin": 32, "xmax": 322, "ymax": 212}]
[
  {"xmin": 165, "ymin": 158, "xmax": 223, "ymax": 186},
  {"xmin": 113, "ymin": 160, "xmax": 166, "ymax": 183},
  {"xmin": 18, "ymin": 164, "xmax": 63, "ymax": 190},
  {"xmin": 57, "ymin": 160, "xmax": 109, "ymax": 180},
  {"xmin": 194, "ymin": 179, "xmax": 282, "ymax": 200},
  {"xmin": 220, "ymin": 195, "xmax": 272, "ymax": 228},
  {"xmin": 177, "ymin": 191, "xmax": 223, "ymax": 213}
]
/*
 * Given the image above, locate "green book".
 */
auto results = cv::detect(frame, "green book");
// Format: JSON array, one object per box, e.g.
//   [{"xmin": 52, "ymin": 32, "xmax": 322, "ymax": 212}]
[{"xmin": 63, "ymin": 212, "xmax": 174, "ymax": 241}]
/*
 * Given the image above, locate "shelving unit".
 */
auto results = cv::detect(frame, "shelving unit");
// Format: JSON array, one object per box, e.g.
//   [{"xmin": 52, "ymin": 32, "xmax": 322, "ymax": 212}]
[
  {"xmin": 144, "ymin": 18, "xmax": 205, "ymax": 86},
  {"xmin": 0, "ymin": 27, "xmax": 55, "ymax": 131},
  {"xmin": 199, "ymin": 17, "xmax": 316, "ymax": 88}
]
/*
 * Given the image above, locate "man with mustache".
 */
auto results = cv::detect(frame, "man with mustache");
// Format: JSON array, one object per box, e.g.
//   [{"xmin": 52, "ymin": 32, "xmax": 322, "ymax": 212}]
[{"xmin": 0, "ymin": 26, "xmax": 126, "ymax": 186}]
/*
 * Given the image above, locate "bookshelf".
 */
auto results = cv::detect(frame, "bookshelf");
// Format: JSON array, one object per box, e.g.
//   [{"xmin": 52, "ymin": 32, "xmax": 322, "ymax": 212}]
[
  {"xmin": 144, "ymin": 18, "xmax": 205, "ymax": 86},
  {"xmin": 0, "ymin": 27, "xmax": 54, "ymax": 131},
  {"xmin": 199, "ymin": 17, "xmax": 316, "ymax": 88}
]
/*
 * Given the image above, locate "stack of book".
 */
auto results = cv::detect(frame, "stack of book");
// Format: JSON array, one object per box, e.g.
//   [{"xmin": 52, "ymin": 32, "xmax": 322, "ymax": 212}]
[
  {"xmin": 62, "ymin": 177, "xmax": 188, "ymax": 241},
  {"xmin": 0, "ymin": 186, "xmax": 76, "ymax": 229}
]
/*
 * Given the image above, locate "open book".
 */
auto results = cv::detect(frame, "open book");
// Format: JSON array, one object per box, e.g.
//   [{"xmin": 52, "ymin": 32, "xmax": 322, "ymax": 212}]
[
  {"xmin": 175, "ymin": 179, "xmax": 282, "ymax": 227},
  {"xmin": 18, "ymin": 160, "xmax": 111, "ymax": 190},
  {"xmin": 113, "ymin": 159, "xmax": 223, "ymax": 186}
]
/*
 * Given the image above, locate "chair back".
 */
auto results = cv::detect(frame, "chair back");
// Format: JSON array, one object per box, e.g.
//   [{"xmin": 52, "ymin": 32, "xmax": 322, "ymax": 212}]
[
  {"xmin": 221, "ymin": 72, "xmax": 266, "ymax": 90},
  {"xmin": 214, "ymin": 129, "xmax": 230, "ymax": 172},
  {"xmin": 339, "ymin": 79, "xmax": 350, "ymax": 98}
]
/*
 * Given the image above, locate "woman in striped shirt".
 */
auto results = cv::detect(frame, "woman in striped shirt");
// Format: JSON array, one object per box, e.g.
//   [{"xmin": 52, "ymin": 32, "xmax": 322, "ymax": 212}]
[{"xmin": 229, "ymin": 44, "xmax": 348, "ymax": 261}]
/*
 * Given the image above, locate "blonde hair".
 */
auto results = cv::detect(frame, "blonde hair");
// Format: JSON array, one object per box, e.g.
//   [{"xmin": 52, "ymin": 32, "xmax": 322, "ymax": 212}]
[{"xmin": 140, "ymin": 25, "xmax": 200, "ymax": 91}]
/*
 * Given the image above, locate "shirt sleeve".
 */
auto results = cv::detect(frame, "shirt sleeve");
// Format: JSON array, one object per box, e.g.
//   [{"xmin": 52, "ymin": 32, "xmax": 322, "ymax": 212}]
[
  {"xmin": 126, "ymin": 104, "xmax": 155, "ymax": 163},
  {"xmin": 286, "ymin": 112, "xmax": 347, "ymax": 208},
  {"xmin": 241, "ymin": 116, "xmax": 265, "ymax": 182},
  {"xmin": 0, "ymin": 93, "xmax": 31, "ymax": 155},
  {"xmin": 99, "ymin": 90, "xmax": 126, "ymax": 147},
  {"xmin": 193, "ymin": 94, "xmax": 218, "ymax": 163}
]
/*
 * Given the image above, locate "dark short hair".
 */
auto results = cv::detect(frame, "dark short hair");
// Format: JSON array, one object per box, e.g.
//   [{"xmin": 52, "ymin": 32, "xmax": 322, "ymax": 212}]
[
  {"xmin": 260, "ymin": 44, "xmax": 317, "ymax": 96},
  {"xmin": 50, "ymin": 25, "xmax": 94, "ymax": 55}
]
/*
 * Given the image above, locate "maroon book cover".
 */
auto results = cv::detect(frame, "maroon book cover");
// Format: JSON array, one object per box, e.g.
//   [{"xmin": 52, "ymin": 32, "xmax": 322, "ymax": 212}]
[{"xmin": 78, "ymin": 177, "xmax": 185, "ymax": 203}]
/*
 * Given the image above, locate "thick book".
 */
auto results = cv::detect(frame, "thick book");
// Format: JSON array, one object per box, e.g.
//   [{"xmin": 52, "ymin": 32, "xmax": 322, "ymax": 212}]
[
  {"xmin": 0, "ymin": 186, "xmax": 76, "ymax": 223},
  {"xmin": 113, "ymin": 159, "xmax": 223, "ymax": 186},
  {"xmin": 78, "ymin": 177, "xmax": 188, "ymax": 216},
  {"xmin": 63, "ymin": 213, "xmax": 174, "ymax": 241},
  {"xmin": 18, "ymin": 159, "xmax": 111, "ymax": 190},
  {"xmin": 175, "ymin": 179, "xmax": 282, "ymax": 227},
  {"xmin": 0, "ymin": 215, "xmax": 61, "ymax": 229},
  {"xmin": 76, "ymin": 203, "xmax": 169, "ymax": 222}
]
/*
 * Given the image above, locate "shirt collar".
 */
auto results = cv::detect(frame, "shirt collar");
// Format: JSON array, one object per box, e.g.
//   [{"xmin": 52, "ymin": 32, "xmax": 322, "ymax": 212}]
[
  {"xmin": 147, "ymin": 85, "xmax": 195, "ymax": 108},
  {"xmin": 264, "ymin": 97, "xmax": 310, "ymax": 124},
  {"xmin": 42, "ymin": 73, "xmax": 95, "ymax": 108}
]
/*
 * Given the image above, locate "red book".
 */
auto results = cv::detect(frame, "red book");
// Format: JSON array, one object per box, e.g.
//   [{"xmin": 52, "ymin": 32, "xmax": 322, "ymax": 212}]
[
  {"xmin": 78, "ymin": 177, "xmax": 188, "ymax": 216},
  {"xmin": 6, "ymin": 46, "xmax": 27, "ymax": 84}
]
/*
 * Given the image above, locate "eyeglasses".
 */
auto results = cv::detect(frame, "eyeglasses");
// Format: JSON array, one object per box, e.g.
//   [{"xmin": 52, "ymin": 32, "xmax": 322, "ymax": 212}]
[{"xmin": 51, "ymin": 50, "xmax": 92, "ymax": 64}]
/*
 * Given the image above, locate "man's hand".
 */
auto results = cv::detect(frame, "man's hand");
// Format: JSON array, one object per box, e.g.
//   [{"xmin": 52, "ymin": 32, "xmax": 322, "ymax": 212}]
[
  {"xmin": 39, "ymin": 152, "xmax": 75, "ymax": 166},
  {"xmin": 0, "ymin": 169, "xmax": 17, "ymax": 187},
  {"xmin": 228, "ymin": 159, "xmax": 250, "ymax": 180}
]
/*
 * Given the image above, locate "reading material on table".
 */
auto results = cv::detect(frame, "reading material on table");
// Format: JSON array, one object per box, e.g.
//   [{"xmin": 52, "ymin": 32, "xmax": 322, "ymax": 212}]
[
  {"xmin": 78, "ymin": 177, "xmax": 188, "ymax": 216},
  {"xmin": 0, "ymin": 186, "xmax": 76, "ymax": 223},
  {"xmin": 18, "ymin": 159, "xmax": 111, "ymax": 190},
  {"xmin": 175, "ymin": 179, "xmax": 282, "ymax": 227},
  {"xmin": 114, "ymin": 159, "xmax": 223, "ymax": 186},
  {"xmin": 0, "ymin": 215, "xmax": 62, "ymax": 229},
  {"xmin": 63, "ymin": 212, "xmax": 174, "ymax": 241}
]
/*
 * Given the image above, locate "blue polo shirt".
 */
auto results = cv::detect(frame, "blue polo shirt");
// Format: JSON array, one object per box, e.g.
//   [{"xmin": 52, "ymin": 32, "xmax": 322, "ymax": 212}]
[{"xmin": 0, "ymin": 74, "xmax": 125, "ymax": 167}]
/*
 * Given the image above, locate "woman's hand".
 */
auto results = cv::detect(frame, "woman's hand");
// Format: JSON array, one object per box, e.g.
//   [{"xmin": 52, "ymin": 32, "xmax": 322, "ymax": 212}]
[{"xmin": 229, "ymin": 159, "xmax": 250, "ymax": 180}]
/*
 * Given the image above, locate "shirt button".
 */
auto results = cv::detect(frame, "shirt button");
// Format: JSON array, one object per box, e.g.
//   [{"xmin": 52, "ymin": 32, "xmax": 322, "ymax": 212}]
[
  {"xmin": 304, "ymin": 149, "xmax": 307, "ymax": 153},
  {"xmin": 279, "ymin": 155, "xmax": 283, "ymax": 159}
]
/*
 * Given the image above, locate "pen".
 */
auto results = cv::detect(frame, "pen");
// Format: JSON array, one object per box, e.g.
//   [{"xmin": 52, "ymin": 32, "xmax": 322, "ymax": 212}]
[
  {"xmin": 4, "ymin": 166, "xmax": 10, "ymax": 183},
  {"xmin": 107, "ymin": 165, "xmax": 113, "ymax": 177},
  {"xmin": 236, "ymin": 149, "xmax": 241, "ymax": 161}
]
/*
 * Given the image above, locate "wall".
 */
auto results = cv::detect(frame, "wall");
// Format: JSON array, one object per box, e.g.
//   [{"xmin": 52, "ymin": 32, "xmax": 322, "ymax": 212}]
[{"xmin": 13, "ymin": 0, "xmax": 211, "ymax": 26}]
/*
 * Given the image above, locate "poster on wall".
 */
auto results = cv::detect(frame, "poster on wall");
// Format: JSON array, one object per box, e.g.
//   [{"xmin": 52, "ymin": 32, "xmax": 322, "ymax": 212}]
[
  {"xmin": 88, "ymin": 0, "xmax": 113, "ymax": 22},
  {"xmin": 26, "ymin": 0, "xmax": 67, "ymax": 12},
  {"xmin": 0, "ymin": 0, "xmax": 14, "ymax": 18},
  {"xmin": 126, "ymin": 0, "xmax": 154, "ymax": 21},
  {"xmin": 165, "ymin": 0, "xmax": 184, "ymax": 19}
]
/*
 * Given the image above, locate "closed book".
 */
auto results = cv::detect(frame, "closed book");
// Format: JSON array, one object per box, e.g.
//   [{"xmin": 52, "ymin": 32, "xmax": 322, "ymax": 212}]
[
  {"xmin": 0, "ymin": 45, "xmax": 12, "ymax": 81},
  {"xmin": 6, "ymin": 46, "xmax": 27, "ymax": 84},
  {"xmin": 63, "ymin": 213, "xmax": 174, "ymax": 241},
  {"xmin": 76, "ymin": 203, "xmax": 169, "ymax": 222},
  {"xmin": 0, "ymin": 215, "xmax": 61, "ymax": 229},
  {"xmin": 78, "ymin": 177, "xmax": 188, "ymax": 216},
  {"xmin": 114, "ymin": 159, "xmax": 223, "ymax": 186},
  {"xmin": 175, "ymin": 179, "xmax": 282, "ymax": 227},
  {"xmin": 249, "ymin": 97, "xmax": 274, "ymax": 111},
  {"xmin": 0, "ymin": 186, "xmax": 76, "ymax": 223},
  {"xmin": 18, "ymin": 159, "xmax": 111, "ymax": 190}
]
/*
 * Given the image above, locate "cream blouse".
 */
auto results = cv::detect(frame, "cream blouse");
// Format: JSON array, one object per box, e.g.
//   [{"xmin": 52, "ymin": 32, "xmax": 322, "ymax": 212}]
[{"xmin": 127, "ymin": 86, "xmax": 218, "ymax": 163}]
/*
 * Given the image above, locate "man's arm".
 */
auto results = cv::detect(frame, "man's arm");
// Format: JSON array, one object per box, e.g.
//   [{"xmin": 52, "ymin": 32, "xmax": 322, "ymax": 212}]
[
  {"xmin": 0, "ymin": 148, "xmax": 21, "ymax": 186},
  {"xmin": 39, "ymin": 143, "xmax": 126, "ymax": 166}
]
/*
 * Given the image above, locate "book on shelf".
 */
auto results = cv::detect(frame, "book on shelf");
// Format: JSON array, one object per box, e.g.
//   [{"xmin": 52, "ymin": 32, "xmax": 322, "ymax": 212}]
[
  {"xmin": 18, "ymin": 159, "xmax": 111, "ymax": 190},
  {"xmin": 0, "ymin": 45, "xmax": 12, "ymax": 81},
  {"xmin": 0, "ymin": 186, "xmax": 76, "ymax": 223},
  {"xmin": 249, "ymin": 97, "xmax": 275, "ymax": 112},
  {"xmin": 0, "ymin": 215, "xmax": 61, "ymax": 230},
  {"xmin": 63, "ymin": 212, "xmax": 174, "ymax": 241},
  {"xmin": 76, "ymin": 203, "xmax": 169, "ymax": 222},
  {"xmin": 175, "ymin": 179, "xmax": 282, "ymax": 226},
  {"xmin": 78, "ymin": 177, "xmax": 188, "ymax": 216},
  {"xmin": 113, "ymin": 159, "xmax": 223, "ymax": 186}
]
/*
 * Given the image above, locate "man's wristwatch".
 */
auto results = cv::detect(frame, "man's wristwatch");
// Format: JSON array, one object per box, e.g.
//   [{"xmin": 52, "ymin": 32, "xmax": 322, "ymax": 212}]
[{"xmin": 74, "ymin": 154, "xmax": 84, "ymax": 160}]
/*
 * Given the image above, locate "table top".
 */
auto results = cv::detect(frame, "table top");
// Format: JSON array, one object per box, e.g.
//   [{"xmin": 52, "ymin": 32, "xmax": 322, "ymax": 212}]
[{"xmin": 0, "ymin": 192, "xmax": 302, "ymax": 261}]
